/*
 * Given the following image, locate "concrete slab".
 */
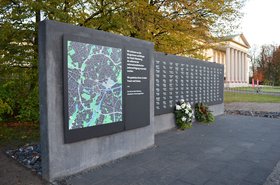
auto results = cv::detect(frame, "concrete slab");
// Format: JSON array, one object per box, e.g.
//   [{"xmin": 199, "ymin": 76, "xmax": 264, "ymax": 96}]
[{"xmin": 57, "ymin": 115, "xmax": 280, "ymax": 185}]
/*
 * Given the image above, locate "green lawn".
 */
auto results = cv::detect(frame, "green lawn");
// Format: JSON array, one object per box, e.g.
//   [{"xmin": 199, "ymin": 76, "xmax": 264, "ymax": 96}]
[
  {"xmin": 0, "ymin": 122, "xmax": 39, "ymax": 147},
  {"xmin": 230, "ymin": 86, "xmax": 280, "ymax": 93},
  {"xmin": 224, "ymin": 92, "xmax": 280, "ymax": 103}
]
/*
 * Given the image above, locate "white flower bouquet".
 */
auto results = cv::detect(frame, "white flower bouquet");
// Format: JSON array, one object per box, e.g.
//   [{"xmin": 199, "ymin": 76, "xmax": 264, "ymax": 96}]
[{"xmin": 174, "ymin": 99, "xmax": 193, "ymax": 130}]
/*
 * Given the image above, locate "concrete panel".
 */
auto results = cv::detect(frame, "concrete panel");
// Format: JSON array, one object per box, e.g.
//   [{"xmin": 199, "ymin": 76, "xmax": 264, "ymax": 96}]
[
  {"xmin": 39, "ymin": 20, "xmax": 154, "ymax": 182},
  {"xmin": 209, "ymin": 103, "xmax": 225, "ymax": 116},
  {"xmin": 154, "ymin": 113, "xmax": 175, "ymax": 134},
  {"xmin": 154, "ymin": 104, "xmax": 224, "ymax": 134}
]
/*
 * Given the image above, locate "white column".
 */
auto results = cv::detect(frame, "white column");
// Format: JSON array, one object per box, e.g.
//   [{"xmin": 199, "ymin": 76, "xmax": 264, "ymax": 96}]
[
  {"xmin": 237, "ymin": 51, "xmax": 239, "ymax": 82},
  {"xmin": 230, "ymin": 48, "xmax": 235, "ymax": 82},
  {"xmin": 213, "ymin": 51, "xmax": 216, "ymax": 62},
  {"xmin": 240, "ymin": 52, "xmax": 243, "ymax": 82},
  {"xmin": 242, "ymin": 52, "xmax": 245, "ymax": 82},
  {"xmin": 223, "ymin": 52, "xmax": 226, "ymax": 76},
  {"xmin": 226, "ymin": 48, "xmax": 231, "ymax": 82},
  {"xmin": 245, "ymin": 53, "xmax": 249, "ymax": 83},
  {"xmin": 238, "ymin": 51, "xmax": 242, "ymax": 82},
  {"xmin": 224, "ymin": 53, "xmax": 226, "ymax": 65},
  {"xmin": 234, "ymin": 49, "xmax": 238, "ymax": 82}
]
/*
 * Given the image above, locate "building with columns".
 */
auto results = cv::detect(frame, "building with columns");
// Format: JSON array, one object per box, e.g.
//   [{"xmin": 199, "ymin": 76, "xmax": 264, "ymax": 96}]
[{"xmin": 205, "ymin": 34, "xmax": 250, "ymax": 87}]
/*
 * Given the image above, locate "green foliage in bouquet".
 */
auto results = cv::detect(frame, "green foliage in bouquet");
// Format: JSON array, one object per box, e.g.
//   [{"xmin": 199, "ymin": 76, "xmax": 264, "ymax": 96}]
[
  {"xmin": 194, "ymin": 103, "xmax": 215, "ymax": 123},
  {"xmin": 174, "ymin": 100, "xmax": 193, "ymax": 130}
]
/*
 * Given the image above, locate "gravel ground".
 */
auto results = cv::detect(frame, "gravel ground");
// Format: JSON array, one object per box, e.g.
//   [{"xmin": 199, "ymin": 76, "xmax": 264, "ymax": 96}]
[
  {"xmin": 225, "ymin": 110, "xmax": 280, "ymax": 119},
  {"xmin": 6, "ymin": 144, "xmax": 42, "ymax": 175},
  {"xmin": 0, "ymin": 148, "xmax": 46, "ymax": 185},
  {"xmin": 225, "ymin": 102, "xmax": 280, "ymax": 112}
]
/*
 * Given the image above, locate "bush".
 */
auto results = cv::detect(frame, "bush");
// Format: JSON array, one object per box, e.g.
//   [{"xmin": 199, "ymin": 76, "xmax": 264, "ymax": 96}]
[
  {"xmin": 17, "ymin": 86, "xmax": 39, "ymax": 122},
  {"xmin": 194, "ymin": 103, "xmax": 214, "ymax": 123},
  {"xmin": 0, "ymin": 99, "xmax": 13, "ymax": 121},
  {"xmin": 0, "ymin": 76, "xmax": 39, "ymax": 123}
]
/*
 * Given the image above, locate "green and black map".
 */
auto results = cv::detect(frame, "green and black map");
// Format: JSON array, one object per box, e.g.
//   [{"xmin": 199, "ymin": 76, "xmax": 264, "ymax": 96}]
[{"xmin": 67, "ymin": 41, "xmax": 122, "ymax": 130}]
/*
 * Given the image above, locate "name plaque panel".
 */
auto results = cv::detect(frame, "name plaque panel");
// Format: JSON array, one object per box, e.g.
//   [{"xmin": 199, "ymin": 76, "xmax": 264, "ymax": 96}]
[{"xmin": 154, "ymin": 52, "xmax": 224, "ymax": 115}]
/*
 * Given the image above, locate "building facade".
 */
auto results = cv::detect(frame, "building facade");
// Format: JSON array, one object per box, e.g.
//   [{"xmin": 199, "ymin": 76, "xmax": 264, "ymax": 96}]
[{"xmin": 205, "ymin": 34, "xmax": 250, "ymax": 87}]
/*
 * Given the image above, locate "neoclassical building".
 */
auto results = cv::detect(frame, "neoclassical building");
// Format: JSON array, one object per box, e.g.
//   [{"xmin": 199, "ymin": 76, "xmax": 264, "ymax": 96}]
[{"xmin": 205, "ymin": 34, "xmax": 250, "ymax": 87}]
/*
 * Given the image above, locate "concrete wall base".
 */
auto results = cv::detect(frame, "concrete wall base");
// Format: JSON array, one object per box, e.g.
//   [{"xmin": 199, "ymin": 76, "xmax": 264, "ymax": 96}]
[{"xmin": 154, "ymin": 103, "xmax": 224, "ymax": 134}]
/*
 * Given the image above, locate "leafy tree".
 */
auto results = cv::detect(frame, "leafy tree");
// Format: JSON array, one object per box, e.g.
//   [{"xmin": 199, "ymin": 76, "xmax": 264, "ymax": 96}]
[
  {"xmin": 271, "ymin": 46, "xmax": 280, "ymax": 85},
  {"xmin": 0, "ymin": 0, "xmax": 245, "ymax": 122},
  {"xmin": 0, "ymin": 0, "xmax": 40, "ymax": 121},
  {"xmin": 253, "ymin": 45, "xmax": 280, "ymax": 86},
  {"xmin": 97, "ymin": 0, "xmax": 245, "ymax": 58},
  {"xmin": 249, "ymin": 45, "xmax": 259, "ymax": 78},
  {"xmin": 0, "ymin": 0, "xmax": 130, "ymax": 121}
]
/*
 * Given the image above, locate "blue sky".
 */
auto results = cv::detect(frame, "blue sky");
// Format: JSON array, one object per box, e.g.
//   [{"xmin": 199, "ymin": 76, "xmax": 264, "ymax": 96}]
[{"xmin": 240, "ymin": 0, "xmax": 280, "ymax": 47}]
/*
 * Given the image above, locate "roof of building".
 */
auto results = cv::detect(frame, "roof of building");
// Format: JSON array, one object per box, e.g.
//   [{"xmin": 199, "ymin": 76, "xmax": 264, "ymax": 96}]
[{"xmin": 222, "ymin": 33, "xmax": 251, "ymax": 49}]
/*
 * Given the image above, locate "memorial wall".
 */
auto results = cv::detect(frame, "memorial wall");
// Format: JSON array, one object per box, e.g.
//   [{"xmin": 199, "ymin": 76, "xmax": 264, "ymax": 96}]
[
  {"xmin": 39, "ymin": 20, "xmax": 224, "ymax": 182},
  {"xmin": 154, "ymin": 52, "xmax": 224, "ymax": 115}
]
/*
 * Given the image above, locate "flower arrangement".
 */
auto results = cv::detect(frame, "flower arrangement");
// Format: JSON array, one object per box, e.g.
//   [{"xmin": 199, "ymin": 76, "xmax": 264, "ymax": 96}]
[
  {"xmin": 194, "ymin": 102, "xmax": 215, "ymax": 123},
  {"xmin": 174, "ymin": 99, "xmax": 193, "ymax": 130}
]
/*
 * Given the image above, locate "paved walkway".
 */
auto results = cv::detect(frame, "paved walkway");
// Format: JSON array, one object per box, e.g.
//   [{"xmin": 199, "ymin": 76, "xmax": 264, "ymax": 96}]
[
  {"xmin": 59, "ymin": 115, "xmax": 280, "ymax": 185},
  {"xmin": 264, "ymin": 161, "xmax": 280, "ymax": 185},
  {"xmin": 225, "ymin": 102, "xmax": 280, "ymax": 112}
]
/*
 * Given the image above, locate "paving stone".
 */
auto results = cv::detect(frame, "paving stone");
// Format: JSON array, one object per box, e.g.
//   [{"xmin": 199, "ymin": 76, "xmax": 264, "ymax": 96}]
[
  {"xmin": 210, "ymin": 150, "xmax": 239, "ymax": 161},
  {"xmin": 141, "ymin": 168, "xmax": 182, "ymax": 185},
  {"xmin": 245, "ymin": 167, "xmax": 272, "ymax": 184},
  {"xmin": 238, "ymin": 180, "xmax": 262, "ymax": 185},
  {"xmin": 264, "ymin": 160, "xmax": 280, "ymax": 185},
  {"xmin": 178, "ymin": 167, "xmax": 215, "ymax": 185},
  {"xmin": 169, "ymin": 179, "xmax": 194, "ymax": 185},
  {"xmin": 65, "ymin": 176, "xmax": 93, "ymax": 185},
  {"xmin": 204, "ymin": 178, "xmax": 240, "ymax": 185},
  {"xmin": 196, "ymin": 159, "xmax": 227, "ymax": 173},
  {"xmin": 214, "ymin": 164, "xmax": 250, "ymax": 181},
  {"xmin": 170, "ymin": 159, "xmax": 200, "ymax": 174},
  {"xmin": 227, "ymin": 159, "xmax": 257, "ymax": 174}
]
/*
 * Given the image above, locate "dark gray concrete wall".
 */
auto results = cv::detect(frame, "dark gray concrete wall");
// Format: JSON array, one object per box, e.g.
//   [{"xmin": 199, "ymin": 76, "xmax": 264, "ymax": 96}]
[
  {"xmin": 39, "ymin": 20, "xmax": 154, "ymax": 182},
  {"xmin": 154, "ymin": 103, "xmax": 224, "ymax": 134},
  {"xmin": 39, "ymin": 19, "xmax": 224, "ymax": 183}
]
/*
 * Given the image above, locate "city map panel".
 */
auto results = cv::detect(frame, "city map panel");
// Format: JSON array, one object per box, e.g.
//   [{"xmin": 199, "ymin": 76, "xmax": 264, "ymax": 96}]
[{"xmin": 67, "ymin": 40, "xmax": 123, "ymax": 130}]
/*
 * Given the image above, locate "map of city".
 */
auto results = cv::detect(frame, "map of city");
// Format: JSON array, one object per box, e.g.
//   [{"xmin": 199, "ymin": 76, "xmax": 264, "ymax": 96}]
[{"xmin": 67, "ymin": 40, "xmax": 122, "ymax": 130}]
